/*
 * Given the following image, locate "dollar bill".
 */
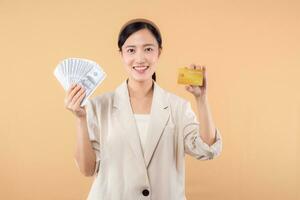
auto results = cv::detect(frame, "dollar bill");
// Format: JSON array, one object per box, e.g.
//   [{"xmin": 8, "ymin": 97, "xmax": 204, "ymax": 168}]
[{"xmin": 54, "ymin": 58, "xmax": 106, "ymax": 106}]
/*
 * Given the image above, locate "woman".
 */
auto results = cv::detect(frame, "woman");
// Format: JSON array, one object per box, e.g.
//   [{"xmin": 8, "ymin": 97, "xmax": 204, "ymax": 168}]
[{"xmin": 65, "ymin": 18, "xmax": 222, "ymax": 200}]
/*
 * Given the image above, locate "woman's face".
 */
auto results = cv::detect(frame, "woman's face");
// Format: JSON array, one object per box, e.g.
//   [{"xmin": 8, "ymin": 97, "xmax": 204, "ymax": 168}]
[{"xmin": 120, "ymin": 28, "xmax": 160, "ymax": 82}]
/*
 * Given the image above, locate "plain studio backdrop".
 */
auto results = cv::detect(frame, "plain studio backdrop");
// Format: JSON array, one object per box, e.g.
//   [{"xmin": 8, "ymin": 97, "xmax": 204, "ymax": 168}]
[{"xmin": 0, "ymin": 0, "xmax": 299, "ymax": 199}]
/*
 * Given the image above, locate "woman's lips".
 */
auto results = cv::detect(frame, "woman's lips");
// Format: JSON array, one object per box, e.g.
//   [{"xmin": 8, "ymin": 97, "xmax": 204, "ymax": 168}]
[{"xmin": 133, "ymin": 66, "xmax": 149, "ymax": 73}]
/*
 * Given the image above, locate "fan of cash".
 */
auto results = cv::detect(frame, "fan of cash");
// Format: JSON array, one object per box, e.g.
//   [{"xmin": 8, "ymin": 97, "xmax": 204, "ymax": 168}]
[{"xmin": 54, "ymin": 58, "xmax": 106, "ymax": 106}]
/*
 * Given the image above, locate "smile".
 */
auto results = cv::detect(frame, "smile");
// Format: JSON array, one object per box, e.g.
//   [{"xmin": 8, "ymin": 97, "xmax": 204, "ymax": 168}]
[{"xmin": 133, "ymin": 66, "xmax": 149, "ymax": 73}]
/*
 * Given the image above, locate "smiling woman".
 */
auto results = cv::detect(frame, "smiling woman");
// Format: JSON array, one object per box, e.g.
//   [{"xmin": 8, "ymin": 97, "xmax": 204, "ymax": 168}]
[
  {"xmin": 117, "ymin": 18, "xmax": 162, "ymax": 82},
  {"xmin": 67, "ymin": 18, "xmax": 222, "ymax": 200}
]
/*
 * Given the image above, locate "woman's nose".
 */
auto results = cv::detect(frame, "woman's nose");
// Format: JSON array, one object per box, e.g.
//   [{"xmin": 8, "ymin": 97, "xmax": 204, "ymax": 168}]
[{"xmin": 135, "ymin": 51, "xmax": 146, "ymax": 62}]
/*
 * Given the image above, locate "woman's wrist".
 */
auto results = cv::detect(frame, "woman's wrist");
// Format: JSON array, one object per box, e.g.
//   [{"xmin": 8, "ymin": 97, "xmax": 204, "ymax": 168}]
[
  {"xmin": 195, "ymin": 95, "xmax": 208, "ymax": 105},
  {"xmin": 76, "ymin": 115, "xmax": 87, "ymax": 123}
]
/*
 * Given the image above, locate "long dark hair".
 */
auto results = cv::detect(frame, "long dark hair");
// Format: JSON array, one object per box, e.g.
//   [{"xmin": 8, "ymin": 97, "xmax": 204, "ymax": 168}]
[{"xmin": 118, "ymin": 18, "xmax": 162, "ymax": 82}]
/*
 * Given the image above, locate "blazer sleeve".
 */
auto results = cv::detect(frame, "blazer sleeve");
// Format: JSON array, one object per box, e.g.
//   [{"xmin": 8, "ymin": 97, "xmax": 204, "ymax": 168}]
[
  {"xmin": 181, "ymin": 101, "xmax": 222, "ymax": 160},
  {"xmin": 85, "ymin": 98, "xmax": 101, "ymax": 176}
]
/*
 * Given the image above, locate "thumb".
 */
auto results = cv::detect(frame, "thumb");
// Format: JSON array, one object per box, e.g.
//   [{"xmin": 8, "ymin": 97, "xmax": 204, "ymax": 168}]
[{"xmin": 185, "ymin": 85, "xmax": 193, "ymax": 92}]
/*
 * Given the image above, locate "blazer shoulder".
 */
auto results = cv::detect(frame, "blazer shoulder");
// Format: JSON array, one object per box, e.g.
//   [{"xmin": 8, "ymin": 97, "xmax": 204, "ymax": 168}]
[
  {"xmin": 89, "ymin": 91, "xmax": 114, "ymax": 107},
  {"xmin": 164, "ymin": 90, "xmax": 189, "ymax": 107}
]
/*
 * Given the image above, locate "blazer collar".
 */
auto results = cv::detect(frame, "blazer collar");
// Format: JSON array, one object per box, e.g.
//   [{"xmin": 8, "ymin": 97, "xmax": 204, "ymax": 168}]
[{"xmin": 113, "ymin": 79, "xmax": 170, "ymax": 168}]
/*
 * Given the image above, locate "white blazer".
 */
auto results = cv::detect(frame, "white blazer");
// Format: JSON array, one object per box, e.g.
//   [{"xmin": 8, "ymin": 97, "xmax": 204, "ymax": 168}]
[{"xmin": 84, "ymin": 79, "xmax": 222, "ymax": 200}]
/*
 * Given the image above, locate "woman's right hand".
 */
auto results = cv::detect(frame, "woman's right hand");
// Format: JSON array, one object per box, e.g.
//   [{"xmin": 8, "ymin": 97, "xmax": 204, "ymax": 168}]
[{"xmin": 64, "ymin": 83, "xmax": 87, "ymax": 118}]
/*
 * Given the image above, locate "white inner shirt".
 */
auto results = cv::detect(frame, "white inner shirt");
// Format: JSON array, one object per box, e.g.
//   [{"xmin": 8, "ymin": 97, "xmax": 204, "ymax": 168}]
[{"xmin": 133, "ymin": 114, "xmax": 150, "ymax": 153}]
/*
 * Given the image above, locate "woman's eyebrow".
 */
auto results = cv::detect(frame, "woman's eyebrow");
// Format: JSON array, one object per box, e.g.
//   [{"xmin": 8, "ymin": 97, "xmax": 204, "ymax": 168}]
[
  {"xmin": 125, "ymin": 44, "xmax": 156, "ymax": 48},
  {"xmin": 143, "ymin": 44, "xmax": 156, "ymax": 47}
]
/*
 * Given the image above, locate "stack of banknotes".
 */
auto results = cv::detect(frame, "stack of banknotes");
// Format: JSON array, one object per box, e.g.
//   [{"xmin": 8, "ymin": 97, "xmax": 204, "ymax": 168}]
[{"xmin": 54, "ymin": 58, "xmax": 106, "ymax": 106}]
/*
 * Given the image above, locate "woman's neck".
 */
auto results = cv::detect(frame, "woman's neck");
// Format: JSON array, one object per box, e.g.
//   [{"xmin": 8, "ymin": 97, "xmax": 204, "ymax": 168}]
[{"xmin": 127, "ymin": 78, "xmax": 153, "ymax": 99}]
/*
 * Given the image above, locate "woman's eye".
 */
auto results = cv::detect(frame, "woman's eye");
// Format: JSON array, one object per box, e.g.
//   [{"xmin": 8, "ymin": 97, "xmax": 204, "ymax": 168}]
[
  {"xmin": 127, "ymin": 49, "xmax": 135, "ymax": 53},
  {"xmin": 145, "ymin": 48, "xmax": 153, "ymax": 52}
]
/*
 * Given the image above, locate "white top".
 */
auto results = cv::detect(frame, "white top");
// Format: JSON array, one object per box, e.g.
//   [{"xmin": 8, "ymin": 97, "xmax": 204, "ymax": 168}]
[{"xmin": 133, "ymin": 114, "xmax": 150, "ymax": 153}]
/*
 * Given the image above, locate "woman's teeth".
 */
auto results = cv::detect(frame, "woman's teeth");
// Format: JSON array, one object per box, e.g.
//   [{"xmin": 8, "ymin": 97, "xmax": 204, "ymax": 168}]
[{"xmin": 133, "ymin": 66, "xmax": 149, "ymax": 73}]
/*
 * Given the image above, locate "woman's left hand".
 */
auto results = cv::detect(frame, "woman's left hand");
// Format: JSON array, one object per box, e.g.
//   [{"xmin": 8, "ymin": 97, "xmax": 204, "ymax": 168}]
[{"xmin": 185, "ymin": 64, "xmax": 208, "ymax": 100}]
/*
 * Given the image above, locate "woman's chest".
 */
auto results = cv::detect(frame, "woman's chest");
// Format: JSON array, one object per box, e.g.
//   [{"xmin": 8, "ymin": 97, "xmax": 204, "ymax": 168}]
[{"xmin": 129, "ymin": 97, "xmax": 152, "ymax": 114}]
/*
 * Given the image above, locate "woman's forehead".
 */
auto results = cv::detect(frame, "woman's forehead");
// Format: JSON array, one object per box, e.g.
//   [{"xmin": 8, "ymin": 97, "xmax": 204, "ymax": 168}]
[{"xmin": 123, "ymin": 29, "xmax": 158, "ymax": 47}]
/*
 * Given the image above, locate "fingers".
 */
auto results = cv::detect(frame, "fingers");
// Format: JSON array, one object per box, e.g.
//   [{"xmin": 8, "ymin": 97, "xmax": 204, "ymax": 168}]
[
  {"xmin": 187, "ymin": 64, "xmax": 207, "ymax": 79},
  {"xmin": 187, "ymin": 63, "xmax": 196, "ymax": 70},
  {"xmin": 73, "ymin": 89, "xmax": 86, "ymax": 108},
  {"xmin": 196, "ymin": 64, "xmax": 205, "ymax": 71},
  {"xmin": 185, "ymin": 85, "xmax": 193, "ymax": 92},
  {"xmin": 65, "ymin": 85, "xmax": 77, "ymax": 103},
  {"xmin": 70, "ymin": 87, "xmax": 85, "ymax": 106},
  {"xmin": 64, "ymin": 84, "xmax": 85, "ymax": 109},
  {"xmin": 185, "ymin": 63, "xmax": 208, "ymax": 89},
  {"xmin": 187, "ymin": 64, "xmax": 205, "ymax": 71},
  {"xmin": 69, "ymin": 84, "xmax": 82, "ymax": 99},
  {"xmin": 65, "ymin": 84, "xmax": 77, "ymax": 99},
  {"xmin": 65, "ymin": 84, "xmax": 80, "ymax": 103},
  {"xmin": 67, "ymin": 83, "xmax": 77, "ymax": 93}
]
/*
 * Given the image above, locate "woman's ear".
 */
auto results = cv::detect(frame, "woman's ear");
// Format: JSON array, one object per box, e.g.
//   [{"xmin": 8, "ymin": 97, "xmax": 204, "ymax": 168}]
[{"xmin": 158, "ymin": 48, "xmax": 162, "ymax": 57}]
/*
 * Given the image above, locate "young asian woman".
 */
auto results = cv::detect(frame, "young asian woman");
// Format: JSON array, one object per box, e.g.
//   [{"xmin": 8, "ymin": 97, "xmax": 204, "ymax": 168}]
[{"xmin": 64, "ymin": 18, "xmax": 222, "ymax": 200}]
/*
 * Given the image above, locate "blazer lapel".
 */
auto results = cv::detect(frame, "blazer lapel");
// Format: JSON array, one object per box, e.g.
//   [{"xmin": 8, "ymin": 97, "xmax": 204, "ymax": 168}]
[
  {"xmin": 113, "ymin": 79, "xmax": 170, "ymax": 169},
  {"xmin": 113, "ymin": 80, "xmax": 146, "ymax": 169},
  {"xmin": 144, "ymin": 81, "xmax": 170, "ymax": 168}
]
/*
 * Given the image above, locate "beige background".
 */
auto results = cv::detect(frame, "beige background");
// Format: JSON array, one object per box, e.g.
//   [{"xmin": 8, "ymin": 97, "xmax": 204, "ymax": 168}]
[{"xmin": 1, "ymin": 0, "xmax": 299, "ymax": 199}]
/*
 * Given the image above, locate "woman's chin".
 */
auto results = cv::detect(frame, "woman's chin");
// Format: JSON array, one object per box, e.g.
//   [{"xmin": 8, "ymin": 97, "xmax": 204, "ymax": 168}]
[{"xmin": 131, "ymin": 75, "xmax": 152, "ymax": 82}]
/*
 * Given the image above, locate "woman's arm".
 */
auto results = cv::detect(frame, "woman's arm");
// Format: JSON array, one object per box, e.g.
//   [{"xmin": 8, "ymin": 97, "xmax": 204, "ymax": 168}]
[
  {"xmin": 195, "ymin": 96, "xmax": 216, "ymax": 146},
  {"xmin": 74, "ymin": 116, "xmax": 97, "ymax": 176},
  {"xmin": 64, "ymin": 84, "xmax": 97, "ymax": 176},
  {"xmin": 185, "ymin": 64, "xmax": 217, "ymax": 146}
]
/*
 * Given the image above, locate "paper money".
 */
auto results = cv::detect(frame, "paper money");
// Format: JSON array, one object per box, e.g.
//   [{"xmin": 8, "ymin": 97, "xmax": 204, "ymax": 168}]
[
  {"xmin": 177, "ymin": 68, "xmax": 203, "ymax": 86},
  {"xmin": 54, "ymin": 58, "xmax": 106, "ymax": 106}
]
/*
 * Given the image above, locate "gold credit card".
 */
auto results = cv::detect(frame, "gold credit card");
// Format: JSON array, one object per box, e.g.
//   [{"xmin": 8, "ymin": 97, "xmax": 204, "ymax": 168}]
[{"xmin": 177, "ymin": 68, "xmax": 204, "ymax": 86}]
